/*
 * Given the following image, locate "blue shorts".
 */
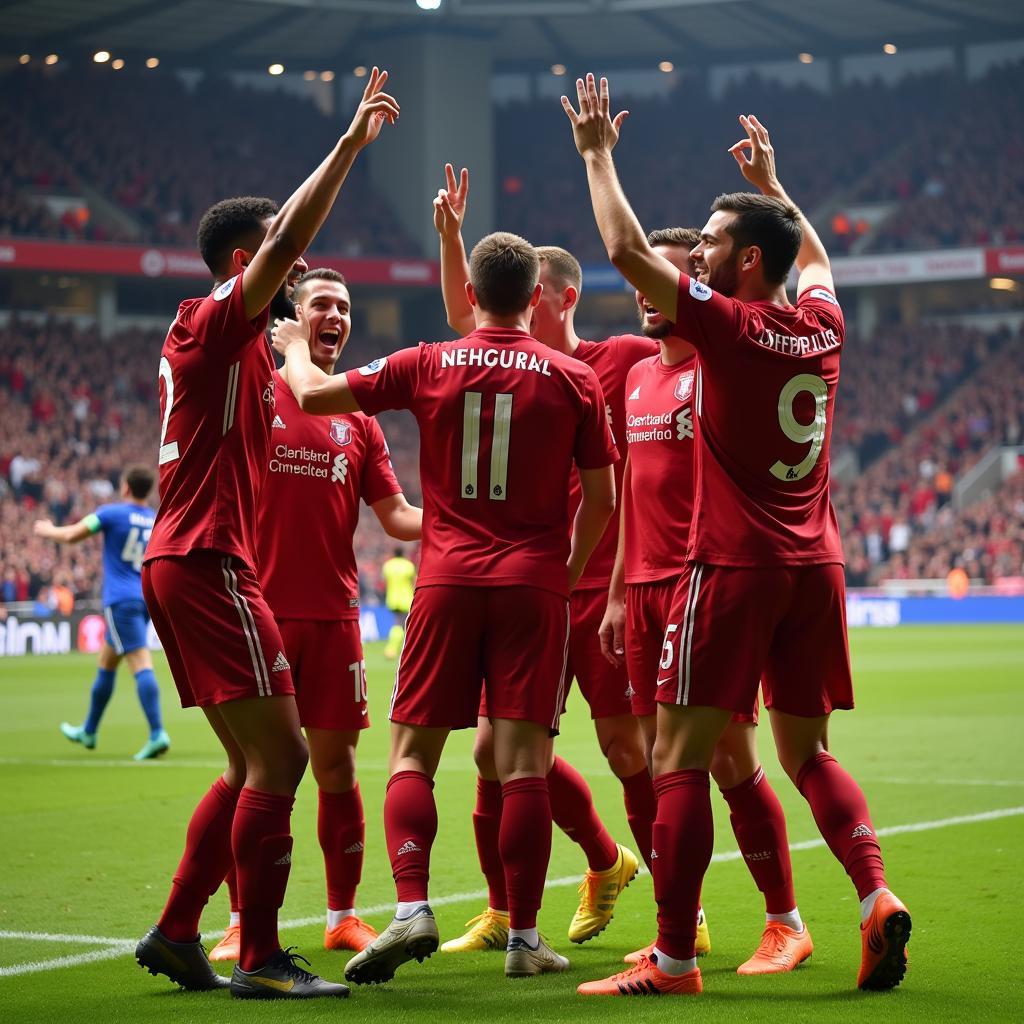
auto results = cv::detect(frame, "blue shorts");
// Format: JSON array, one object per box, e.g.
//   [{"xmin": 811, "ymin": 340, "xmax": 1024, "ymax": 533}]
[{"xmin": 104, "ymin": 600, "xmax": 150, "ymax": 655}]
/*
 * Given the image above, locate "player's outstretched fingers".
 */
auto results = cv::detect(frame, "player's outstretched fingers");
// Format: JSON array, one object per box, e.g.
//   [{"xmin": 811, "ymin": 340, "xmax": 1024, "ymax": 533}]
[
  {"xmin": 561, "ymin": 94, "xmax": 579, "ymax": 124},
  {"xmin": 586, "ymin": 72, "xmax": 600, "ymax": 111},
  {"xmin": 576, "ymin": 77, "xmax": 590, "ymax": 114}
]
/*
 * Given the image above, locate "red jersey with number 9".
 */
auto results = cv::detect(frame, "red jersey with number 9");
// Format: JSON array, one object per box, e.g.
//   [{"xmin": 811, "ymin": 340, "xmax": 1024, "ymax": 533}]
[
  {"xmin": 672, "ymin": 274, "xmax": 845, "ymax": 567},
  {"xmin": 346, "ymin": 327, "xmax": 617, "ymax": 598},
  {"xmin": 145, "ymin": 270, "xmax": 274, "ymax": 569}
]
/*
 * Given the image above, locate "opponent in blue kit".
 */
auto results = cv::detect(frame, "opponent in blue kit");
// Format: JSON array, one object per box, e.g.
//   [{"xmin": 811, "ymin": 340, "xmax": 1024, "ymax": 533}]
[{"xmin": 34, "ymin": 465, "xmax": 170, "ymax": 760}]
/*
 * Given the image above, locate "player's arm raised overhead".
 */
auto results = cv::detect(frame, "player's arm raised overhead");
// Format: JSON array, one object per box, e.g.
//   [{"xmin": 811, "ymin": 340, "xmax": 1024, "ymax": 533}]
[
  {"xmin": 33, "ymin": 517, "xmax": 94, "ymax": 544},
  {"xmin": 562, "ymin": 75, "xmax": 680, "ymax": 329},
  {"xmin": 241, "ymin": 67, "xmax": 400, "ymax": 321},
  {"xmin": 272, "ymin": 309, "xmax": 361, "ymax": 414},
  {"xmin": 729, "ymin": 113, "xmax": 834, "ymax": 295},
  {"xmin": 433, "ymin": 163, "xmax": 476, "ymax": 337}
]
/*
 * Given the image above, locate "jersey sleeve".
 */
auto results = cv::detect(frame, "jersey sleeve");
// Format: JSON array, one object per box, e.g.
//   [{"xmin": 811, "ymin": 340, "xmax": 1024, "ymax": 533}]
[
  {"xmin": 345, "ymin": 346, "xmax": 420, "ymax": 416},
  {"xmin": 673, "ymin": 272, "xmax": 746, "ymax": 352},
  {"xmin": 360, "ymin": 419, "xmax": 403, "ymax": 506},
  {"xmin": 796, "ymin": 286, "xmax": 845, "ymax": 339},
  {"xmin": 615, "ymin": 335, "xmax": 660, "ymax": 375},
  {"xmin": 177, "ymin": 269, "xmax": 270, "ymax": 357},
  {"xmin": 574, "ymin": 367, "xmax": 619, "ymax": 470}
]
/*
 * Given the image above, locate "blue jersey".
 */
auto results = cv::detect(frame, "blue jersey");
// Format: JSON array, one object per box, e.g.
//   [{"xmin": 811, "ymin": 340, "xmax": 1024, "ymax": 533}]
[{"xmin": 87, "ymin": 503, "xmax": 156, "ymax": 607}]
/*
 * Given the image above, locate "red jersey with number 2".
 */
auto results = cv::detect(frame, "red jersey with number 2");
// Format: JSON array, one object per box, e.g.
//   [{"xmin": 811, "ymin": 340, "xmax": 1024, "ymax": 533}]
[
  {"xmin": 257, "ymin": 372, "xmax": 401, "ymax": 621},
  {"xmin": 145, "ymin": 270, "xmax": 274, "ymax": 569},
  {"xmin": 346, "ymin": 327, "xmax": 617, "ymax": 598},
  {"xmin": 673, "ymin": 275, "xmax": 845, "ymax": 566}
]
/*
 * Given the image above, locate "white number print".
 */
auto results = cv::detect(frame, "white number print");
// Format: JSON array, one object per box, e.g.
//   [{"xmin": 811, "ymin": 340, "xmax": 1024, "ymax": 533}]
[
  {"xmin": 120, "ymin": 526, "xmax": 150, "ymax": 572},
  {"xmin": 349, "ymin": 660, "xmax": 368, "ymax": 703},
  {"xmin": 157, "ymin": 356, "xmax": 180, "ymax": 466},
  {"xmin": 770, "ymin": 373, "xmax": 828, "ymax": 483},
  {"xmin": 660, "ymin": 624, "xmax": 679, "ymax": 672},
  {"xmin": 460, "ymin": 392, "xmax": 514, "ymax": 501}
]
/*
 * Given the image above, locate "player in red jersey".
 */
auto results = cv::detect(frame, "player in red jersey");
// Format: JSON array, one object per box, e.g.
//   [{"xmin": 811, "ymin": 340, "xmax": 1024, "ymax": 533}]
[
  {"xmin": 600, "ymin": 226, "xmax": 810, "ymax": 973},
  {"xmin": 134, "ymin": 69, "xmax": 400, "ymax": 1001},
  {"xmin": 206, "ymin": 269, "xmax": 422, "ymax": 964},
  {"xmin": 273, "ymin": 231, "xmax": 617, "ymax": 983},
  {"xmin": 433, "ymin": 166, "xmax": 653, "ymax": 949},
  {"xmin": 565, "ymin": 76, "xmax": 910, "ymax": 997}
]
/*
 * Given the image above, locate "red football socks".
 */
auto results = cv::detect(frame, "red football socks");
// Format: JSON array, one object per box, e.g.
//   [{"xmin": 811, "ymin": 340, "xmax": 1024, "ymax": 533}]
[
  {"xmin": 473, "ymin": 777, "xmax": 508, "ymax": 910},
  {"xmin": 720, "ymin": 767, "xmax": 796, "ymax": 914},
  {"xmin": 384, "ymin": 770, "xmax": 437, "ymax": 903},
  {"xmin": 318, "ymin": 785, "xmax": 365, "ymax": 912},
  {"xmin": 548, "ymin": 756, "xmax": 618, "ymax": 871},
  {"xmin": 499, "ymin": 777, "xmax": 552, "ymax": 930},
  {"xmin": 232, "ymin": 787, "xmax": 295, "ymax": 971},
  {"xmin": 652, "ymin": 769, "xmax": 712, "ymax": 961},
  {"xmin": 158, "ymin": 776, "xmax": 240, "ymax": 943},
  {"xmin": 797, "ymin": 752, "xmax": 887, "ymax": 900},
  {"xmin": 620, "ymin": 767, "xmax": 658, "ymax": 871}
]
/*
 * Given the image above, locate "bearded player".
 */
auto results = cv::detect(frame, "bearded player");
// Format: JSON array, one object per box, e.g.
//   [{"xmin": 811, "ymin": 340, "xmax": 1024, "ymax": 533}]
[
  {"xmin": 274, "ymin": 231, "xmax": 617, "ymax": 983},
  {"xmin": 207, "ymin": 268, "xmax": 422, "ymax": 964},
  {"xmin": 566, "ymin": 77, "xmax": 910, "ymax": 996},
  {"xmin": 600, "ymin": 226, "xmax": 810, "ymax": 974},
  {"xmin": 134, "ymin": 68, "xmax": 399, "ymax": 1000},
  {"xmin": 433, "ymin": 166, "xmax": 652, "ymax": 951}
]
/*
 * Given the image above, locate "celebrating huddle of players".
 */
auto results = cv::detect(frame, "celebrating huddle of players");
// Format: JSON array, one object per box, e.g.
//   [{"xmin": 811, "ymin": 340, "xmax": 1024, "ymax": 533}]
[{"xmin": 131, "ymin": 67, "xmax": 911, "ymax": 1001}]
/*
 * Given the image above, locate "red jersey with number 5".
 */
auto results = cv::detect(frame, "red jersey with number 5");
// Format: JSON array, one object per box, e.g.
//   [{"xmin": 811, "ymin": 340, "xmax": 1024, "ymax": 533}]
[
  {"xmin": 346, "ymin": 327, "xmax": 617, "ymax": 598},
  {"xmin": 257, "ymin": 371, "xmax": 402, "ymax": 621},
  {"xmin": 145, "ymin": 270, "xmax": 274, "ymax": 569},
  {"xmin": 672, "ymin": 275, "xmax": 845, "ymax": 566}
]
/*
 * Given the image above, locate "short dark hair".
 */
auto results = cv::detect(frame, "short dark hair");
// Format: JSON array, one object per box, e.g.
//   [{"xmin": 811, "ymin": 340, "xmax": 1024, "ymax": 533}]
[
  {"xmin": 469, "ymin": 232, "xmax": 539, "ymax": 316},
  {"xmin": 709, "ymin": 193, "xmax": 802, "ymax": 285},
  {"xmin": 647, "ymin": 226, "xmax": 701, "ymax": 251},
  {"xmin": 196, "ymin": 196, "xmax": 279, "ymax": 276},
  {"xmin": 294, "ymin": 267, "xmax": 348, "ymax": 303},
  {"xmin": 535, "ymin": 246, "xmax": 582, "ymax": 291},
  {"xmin": 123, "ymin": 465, "xmax": 155, "ymax": 500}
]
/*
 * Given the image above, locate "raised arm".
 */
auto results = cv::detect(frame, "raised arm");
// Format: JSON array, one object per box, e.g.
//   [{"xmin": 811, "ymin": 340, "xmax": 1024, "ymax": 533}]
[
  {"xmin": 272, "ymin": 311, "xmax": 361, "ymax": 415},
  {"xmin": 729, "ymin": 114, "xmax": 834, "ymax": 295},
  {"xmin": 562, "ymin": 74, "xmax": 681, "ymax": 325},
  {"xmin": 433, "ymin": 164, "xmax": 476, "ymax": 336},
  {"xmin": 34, "ymin": 517, "xmax": 95, "ymax": 545},
  {"xmin": 242, "ymin": 68, "xmax": 401, "ymax": 320}
]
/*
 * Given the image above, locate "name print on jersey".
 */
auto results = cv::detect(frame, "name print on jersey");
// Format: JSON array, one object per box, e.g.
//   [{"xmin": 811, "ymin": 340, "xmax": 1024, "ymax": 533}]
[{"xmin": 439, "ymin": 346, "xmax": 553, "ymax": 377}]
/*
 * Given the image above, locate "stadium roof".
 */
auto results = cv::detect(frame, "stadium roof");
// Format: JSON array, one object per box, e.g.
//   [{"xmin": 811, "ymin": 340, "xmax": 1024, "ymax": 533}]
[{"xmin": 3, "ymin": 0, "xmax": 1022, "ymax": 74}]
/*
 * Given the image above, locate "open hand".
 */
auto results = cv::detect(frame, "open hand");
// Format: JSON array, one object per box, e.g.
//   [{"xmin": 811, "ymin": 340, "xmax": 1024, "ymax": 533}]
[
  {"xmin": 346, "ymin": 67, "xmax": 400, "ymax": 149},
  {"xmin": 728, "ymin": 114, "xmax": 779, "ymax": 193},
  {"xmin": 432, "ymin": 163, "xmax": 469, "ymax": 239},
  {"xmin": 271, "ymin": 306, "xmax": 310, "ymax": 357},
  {"xmin": 561, "ymin": 73, "xmax": 629, "ymax": 158}
]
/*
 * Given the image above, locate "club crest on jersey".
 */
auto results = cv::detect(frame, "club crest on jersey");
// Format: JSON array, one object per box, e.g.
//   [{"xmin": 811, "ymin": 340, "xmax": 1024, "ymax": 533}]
[
  {"xmin": 674, "ymin": 370, "xmax": 694, "ymax": 402},
  {"xmin": 329, "ymin": 420, "xmax": 352, "ymax": 446},
  {"xmin": 358, "ymin": 357, "xmax": 387, "ymax": 376}
]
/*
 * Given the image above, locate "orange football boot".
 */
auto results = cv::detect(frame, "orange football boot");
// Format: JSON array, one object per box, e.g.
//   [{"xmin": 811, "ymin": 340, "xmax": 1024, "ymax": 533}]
[
  {"xmin": 325, "ymin": 915, "xmax": 379, "ymax": 952},
  {"xmin": 857, "ymin": 891, "xmax": 911, "ymax": 991},
  {"xmin": 578, "ymin": 955, "xmax": 702, "ymax": 996},
  {"xmin": 624, "ymin": 941, "xmax": 655, "ymax": 965},
  {"xmin": 737, "ymin": 921, "xmax": 813, "ymax": 974},
  {"xmin": 207, "ymin": 923, "xmax": 240, "ymax": 962}
]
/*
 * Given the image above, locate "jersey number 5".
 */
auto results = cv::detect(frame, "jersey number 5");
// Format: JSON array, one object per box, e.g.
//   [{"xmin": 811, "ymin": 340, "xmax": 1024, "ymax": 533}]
[
  {"xmin": 770, "ymin": 373, "xmax": 828, "ymax": 483},
  {"xmin": 461, "ymin": 392, "xmax": 513, "ymax": 501}
]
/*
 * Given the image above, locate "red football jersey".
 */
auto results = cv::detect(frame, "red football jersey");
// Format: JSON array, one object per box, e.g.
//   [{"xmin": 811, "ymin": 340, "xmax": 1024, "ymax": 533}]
[
  {"xmin": 146, "ymin": 271, "xmax": 274, "ymax": 568},
  {"xmin": 622, "ymin": 353, "xmax": 698, "ymax": 583},
  {"xmin": 569, "ymin": 335, "xmax": 659, "ymax": 589},
  {"xmin": 346, "ymin": 327, "xmax": 617, "ymax": 597},
  {"xmin": 257, "ymin": 372, "xmax": 401, "ymax": 621},
  {"xmin": 673, "ymin": 275, "xmax": 845, "ymax": 566}
]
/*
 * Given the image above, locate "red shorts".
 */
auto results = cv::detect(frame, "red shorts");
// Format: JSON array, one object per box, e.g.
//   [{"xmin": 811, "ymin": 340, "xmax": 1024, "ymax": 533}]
[
  {"xmin": 656, "ymin": 562, "xmax": 853, "ymax": 718},
  {"xmin": 391, "ymin": 585, "xmax": 570, "ymax": 732},
  {"xmin": 628, "ymin": 577, "xmax": 757, "ymax": 723},
  {"xmin": 143, "ymin": 553, "xmax": 294, "ymax": 708},
  {"xmin": 278, "ymin": 618, "xmax": 369, "ymax": 731},
  {"xmin": 564, "ymin": 586, "xmax": 632, "ymax": 719}
]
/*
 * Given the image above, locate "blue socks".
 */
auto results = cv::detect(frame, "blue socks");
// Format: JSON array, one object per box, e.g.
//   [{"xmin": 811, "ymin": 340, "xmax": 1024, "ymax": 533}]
[
  {"xmin": 134, "ymin": 668, "xmax": 163, "ymax": 737},
  {"xmin": 83, "ymin": 668, "xmax": 116, "ymax": 735}
]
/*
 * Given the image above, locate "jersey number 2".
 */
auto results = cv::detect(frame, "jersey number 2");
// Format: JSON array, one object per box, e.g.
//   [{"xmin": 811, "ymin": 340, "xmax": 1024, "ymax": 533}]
[
  {"xmin": 770, "ymin": 373, "xmax": 828, "ymax": 482},
  {"xmin": 158, "ymin": 357, "xmax": 179, "ymax": 466},
  {"xmin": 461, "ymin": 392, "xmax": 513, "ymax": 501}
]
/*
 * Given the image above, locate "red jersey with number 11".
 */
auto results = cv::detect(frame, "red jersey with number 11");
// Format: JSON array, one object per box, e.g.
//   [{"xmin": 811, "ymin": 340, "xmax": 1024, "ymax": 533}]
[
  {"xmin": 346, "ymin": 327, "xmax": 617, "ymax": 598},
  {"xmin": 672, "ymin": 275, "xmax": 845, "ymax": 567}
]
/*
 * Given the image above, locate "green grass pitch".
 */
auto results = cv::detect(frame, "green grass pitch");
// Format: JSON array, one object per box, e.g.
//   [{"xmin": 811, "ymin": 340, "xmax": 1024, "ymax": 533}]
[{"xmin": 1, "ymin": 624, "xmax": 1022, "ymax": 1022}]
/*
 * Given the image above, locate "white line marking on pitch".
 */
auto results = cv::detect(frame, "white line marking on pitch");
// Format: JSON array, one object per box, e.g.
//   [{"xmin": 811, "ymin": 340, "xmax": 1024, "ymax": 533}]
[{"xmin": 2, "ymin": 804, "xmax": 1021, "ymax": 979}]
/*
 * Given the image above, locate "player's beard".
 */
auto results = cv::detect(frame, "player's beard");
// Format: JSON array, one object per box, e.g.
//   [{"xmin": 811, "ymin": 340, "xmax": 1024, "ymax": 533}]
[
  {"xmin": 705, "ymin": 251, "xmax": 741, "ymax": 298},
  {"xmin": 638, "ymin": 308, "xmax": 674, "ymax": 339},
  {"xmin": 269, "ymin": 283, "xmax": 296, "ymax": 322}
]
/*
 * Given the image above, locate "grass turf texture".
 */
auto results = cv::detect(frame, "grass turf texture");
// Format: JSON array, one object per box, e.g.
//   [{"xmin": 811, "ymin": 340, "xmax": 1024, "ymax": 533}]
[{"xmin": 1, "ymin": 624, "xmax": 1021, "ymax": 1023}]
